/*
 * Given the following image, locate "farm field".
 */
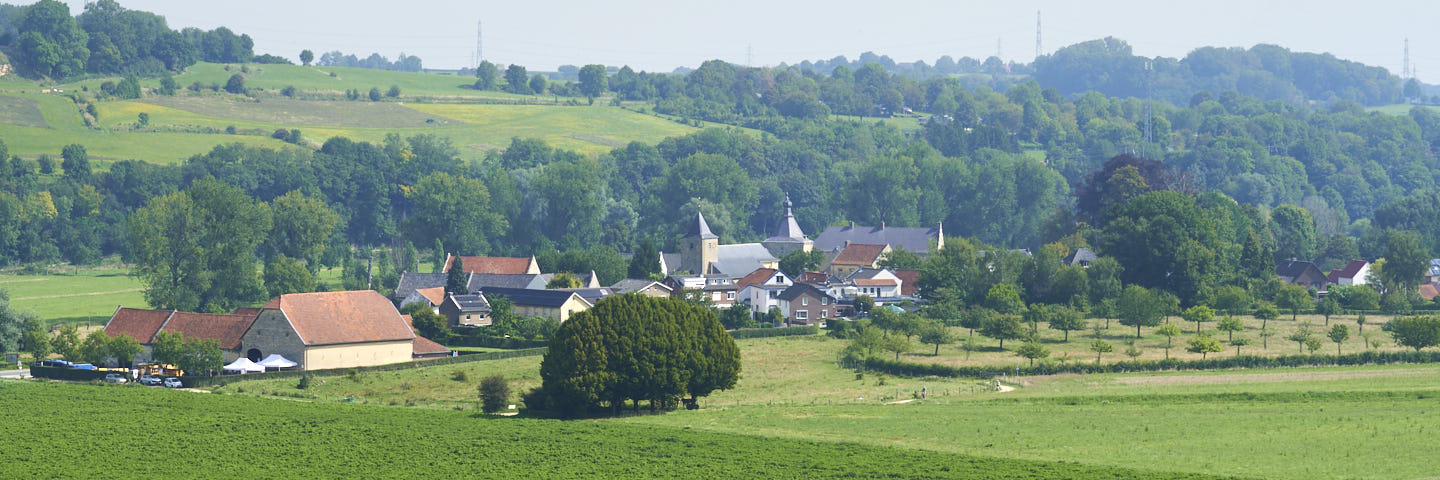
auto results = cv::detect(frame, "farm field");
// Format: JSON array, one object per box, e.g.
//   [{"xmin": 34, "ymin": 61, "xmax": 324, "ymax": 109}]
[
  {"xmin": 0, "ymin": 266, "xmax": 144, "ymax": 328},
  {"xmin": 36, "ymin": 63, "xmax": 535, "ymax": 101},
  {"xmin": 0, "ymin": 380, "xmax": 1222, "ymax": 479}
]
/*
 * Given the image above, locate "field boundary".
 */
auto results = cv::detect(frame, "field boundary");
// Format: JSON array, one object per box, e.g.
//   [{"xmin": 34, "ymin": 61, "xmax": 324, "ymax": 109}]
[
  {"xmin": 862, "ymin": 350, "xmax": 1440, "ymax": 379},
  {"xmin": 182, "ymin": 347, "xmax": 545, "ymax": 387}
]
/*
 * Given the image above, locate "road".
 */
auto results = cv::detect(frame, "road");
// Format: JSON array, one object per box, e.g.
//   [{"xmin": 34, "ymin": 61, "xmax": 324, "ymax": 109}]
[{"xmin": 0, "ymin": 368, "xmax": 28, "ymax": 379}]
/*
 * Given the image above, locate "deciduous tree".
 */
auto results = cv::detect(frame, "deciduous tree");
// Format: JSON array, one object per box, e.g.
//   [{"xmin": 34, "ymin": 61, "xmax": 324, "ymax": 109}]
[
  {"xmin": 1186, "ymin": 335, "xmax": 1223, "ymax": 359},
  {"xmin": 1383, "ymin": 315, "xmax": 1440, "ymax": 351}
]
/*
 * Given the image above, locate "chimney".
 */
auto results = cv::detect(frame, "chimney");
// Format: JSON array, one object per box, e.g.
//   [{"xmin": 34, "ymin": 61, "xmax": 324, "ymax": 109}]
[
  {"xmin": 880, "ymin": 221, "xmax": 886, "ymax": 229},
  {"xmin": 848, "ymin": 221, "xmax": 855, "ymax": 229}
]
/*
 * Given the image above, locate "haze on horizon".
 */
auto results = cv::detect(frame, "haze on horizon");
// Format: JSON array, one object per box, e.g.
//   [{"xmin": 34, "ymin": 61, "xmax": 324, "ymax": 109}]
[{"xmin": 24, "ymin": 0, "xmax": 1440, "ymax": 83}]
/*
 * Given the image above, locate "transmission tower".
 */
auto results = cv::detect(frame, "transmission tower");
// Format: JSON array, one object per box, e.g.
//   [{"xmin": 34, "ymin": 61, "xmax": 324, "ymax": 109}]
[
  {"xmin": 476, "ymin": 20, "xmax": 483, "ymax": 68},
  {"xmin": 1035, "ymin": 10, "xmax": 1042, "ymax": 59},
  {"xmin": 1404, "ymin": 38, "xmax": 1411, "ymax": 79}
]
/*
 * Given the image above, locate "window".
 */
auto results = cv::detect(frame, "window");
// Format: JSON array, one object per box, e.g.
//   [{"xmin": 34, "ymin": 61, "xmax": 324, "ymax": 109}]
[
  {"xmin": 821, "ymin": 310, "xmax": 828, "ymax": 318},
  {"xmin": 803, "ymin": 297, "xmax": 809, "ymax": 306},
  {"xmin": 795, "ymin": 310, "xmax": 808, "ymax": 320},
  {"xmin": 822, "ymin": 297, "xmax": 829, "ymax": 305},
  {"xmin": 726, "ymin": 292, "xmax": 735, "ymax": 300}
]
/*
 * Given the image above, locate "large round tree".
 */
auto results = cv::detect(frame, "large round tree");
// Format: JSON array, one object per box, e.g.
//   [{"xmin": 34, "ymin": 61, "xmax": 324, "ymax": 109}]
[{"xmin": 535, "ymin": 294, "xmax": 740, "ymax": 417}]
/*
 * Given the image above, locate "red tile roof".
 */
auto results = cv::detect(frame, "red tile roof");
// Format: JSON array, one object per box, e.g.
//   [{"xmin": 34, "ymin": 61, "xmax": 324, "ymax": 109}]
[
  {"xmin": 444, "ymin": 255, "xmax": 535, "ymax": 275},
  {"xmin": 265, "ymin": 291, "xmax": 414, "ymax": 346},
  {"xmin": 736, "ymin": 268, "xmax": 779, "ymax": 290},
  {"xmin": 160, "ymin": 312, "xmax": 257, "ymax": 350},
  {"xmin": 894, "ymin": 269, "xmax": 920, "ymax": 296},
  {"xmin": 1421, "ymin": 284, "xmax": 1439, "ymax": 301},
  {"xmin": 412, "ymin": 335, "xmax": 451, "ymax": 356},
  {"xmin": 830, "ymin": 244, "xmax": 888, "ymax": 266},
  {"xmin": 104, "ymin": 307, "xmax": 172, "ymax": 343},
  {"xmin": 233, "ymin": 307, "xmax": 264, "ymax": 317},
  {"xmin": 416, "ymin": 287, "xmax": 445, "ymax": 305}
]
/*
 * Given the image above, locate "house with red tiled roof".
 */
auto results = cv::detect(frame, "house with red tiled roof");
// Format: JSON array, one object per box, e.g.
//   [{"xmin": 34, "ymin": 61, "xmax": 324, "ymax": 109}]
[
  {"xmin": 1420, "ymin": 284, "xmax": 1439, "ymax": 302},
  {"xmin": 893, "ymin": 269, "xmax": 921, "ymax": 297},
  {"xmin": 242, "ymin": 290, "xmax": 416, "ymax": 370},
  {"xmin": 103, "ymin": 307, "xmax": 259, "ymax": 365},
  {"xmin": 826, "ymin": 243, "xmax": 891, "ymax": 277},
  {"xmin": 1326, "ymin": 260, "xmax": 1370, "ymax": 287},
  {"xmin": 442, "ymin": 254, "xmax": 540, "ymax": 275}
]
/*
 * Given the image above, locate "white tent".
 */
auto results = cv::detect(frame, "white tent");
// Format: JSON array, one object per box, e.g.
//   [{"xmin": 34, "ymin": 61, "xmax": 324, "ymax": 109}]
[
  {"xmin": 222, "ymin": 358, "xmax": 266, "ymax": 374},
  {"xmin": 256, "ymin": 354, "xmax": 298, "ymax": 369}
]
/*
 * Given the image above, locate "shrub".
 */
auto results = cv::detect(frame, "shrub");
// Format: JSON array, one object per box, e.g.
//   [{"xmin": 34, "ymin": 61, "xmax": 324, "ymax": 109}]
[
  {"xmin": 478, "ymin": 375, "xmax": 510, "ymax": 413},
  {"xmin": 297, "ymin": 374, "xmax": 312, "ymax": 389},
  {"xmin": 451, "ymin": 370, "xmax": 468, "ymax": 382}
]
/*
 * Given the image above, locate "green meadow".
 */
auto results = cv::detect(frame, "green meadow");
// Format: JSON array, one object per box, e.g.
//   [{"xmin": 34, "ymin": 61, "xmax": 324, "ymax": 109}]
[{"xmin": 0, "ymin": 266, "xmax": 145, "ymax": 328}]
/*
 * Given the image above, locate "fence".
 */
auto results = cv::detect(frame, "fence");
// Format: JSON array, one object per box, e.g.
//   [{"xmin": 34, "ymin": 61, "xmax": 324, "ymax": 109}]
[
  {"xmin": 181, "ymin": 348, "xmax": 546, "ymax": 388},
  {"xmin": 862, "ymin": 350, "xmax": 1440, "ymax": 379}
]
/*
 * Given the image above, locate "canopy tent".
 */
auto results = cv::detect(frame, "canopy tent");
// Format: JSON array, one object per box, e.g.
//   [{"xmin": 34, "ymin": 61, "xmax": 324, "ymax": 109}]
[
  {"xmin": 256, "ymin": 354, "xmax": 298, "ymax": 369},
  {"xmin": 222, "ymin": 358, "xmax": 266, "ymax": 374}
]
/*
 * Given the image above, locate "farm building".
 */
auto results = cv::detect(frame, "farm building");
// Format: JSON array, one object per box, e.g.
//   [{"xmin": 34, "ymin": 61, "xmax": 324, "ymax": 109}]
[
  {"xmin": 103, "ymin": 308, "xmax": 259, "ymax": 364},
  {"xmin": 241, "ymin": 290, "xmax": 416, "ymax": 370}
]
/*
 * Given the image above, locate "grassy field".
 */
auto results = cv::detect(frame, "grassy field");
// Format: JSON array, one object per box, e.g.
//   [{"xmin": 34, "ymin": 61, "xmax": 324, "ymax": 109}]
[
  {"xmin": 0, "ymin": 266, "xmax": 144, "ymax": 328},
  {"xmin": 1368, "ymin": 103, "xmax": 1439, "ymax": 115},
  {"xmin": 0, "ymin": 380, "xmax": 1221, "ymax": 479}
]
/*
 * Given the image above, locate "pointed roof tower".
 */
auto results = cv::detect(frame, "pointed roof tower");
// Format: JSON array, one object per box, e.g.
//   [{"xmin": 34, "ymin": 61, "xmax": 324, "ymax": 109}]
[
  {"xmin": 686, "ymin": 211, "xmax": 718, "ymax": 239},
  {"xmin": 768, "ymin": 193, "xmax": 807, "ymax": 241}
]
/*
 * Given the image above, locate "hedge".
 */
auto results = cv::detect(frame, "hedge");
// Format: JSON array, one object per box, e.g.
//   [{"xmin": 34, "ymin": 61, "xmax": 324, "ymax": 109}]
[
  {"xmin": 862, "ymin": 350, "xmax": 1440, "ymax": 379},
  {"xmin": 28, "ymin": 365, "xmax": 114, "ymax": 381},
  {"xmin": 730, "ymin": 326, "xmax": 818, "ymax": 339},
  {"xmin": 446, "ymin": 335, "xmax": 547, "ymax": 349},
  {"xmin": 181, "ymin": 348, "xmax": 546, "ymax": 388}
]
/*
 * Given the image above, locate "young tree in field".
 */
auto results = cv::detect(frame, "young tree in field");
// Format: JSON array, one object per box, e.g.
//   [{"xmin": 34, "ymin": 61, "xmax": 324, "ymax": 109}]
[
  {"xmin": 1328, "ymin": 324, "xmax": 1349, "ymax": 355},
  {"xmin": 1182, "ymin": 305, "xmax": 1214, "ymax": 335},
  {"xmin": 1382, "ymin": 315, "xmax": 1440, "ymax": 351},
  {"xmin": 478, "ymin": 375, "xmax": 511, "ymax": 413},
  {"xmin": 1123, "ymin": 339, "xmax": 1143, "ymax": 361},
  {"xmin": 1156, "ymin": 290, "xmax": 1180, "ymax": 324},
  {"xmin": 1230, "ymin": 337, "xmax": 1249, "ymax": 356},
  {"xmin": 1254, "ymin": 302, "xmax": 1279, "ymax": 330},
  {"xmin": 1275, "ymin": 284, "xmax": 1311, "ymax": 322},
  {"xmin": 1287, "ymin": 324, "xmax": 1313, "ymax": 353},
  {"xmin": 1092, "ymin": 298, "xmax": 1117, "ymax": 329},
  {"xmin": 1155, "ymin": 323, "xmax": 1181, "ymax": 359},
  {"xmin": 1304, "ymin": 336, "xmax": 1323, "ymax": 354},
  {"xmin": 919, "ymin": 321, "xmax": 954, "ymax": 356},
  {"xmin": 1315, "ymin": 296, "xmax": 1340, "ymax": 326},
  {"xmin": 446, "ymin": 257, "xmax": 467, "ymax": 294},
  {"xmin": 368, "ymin": 87, "xmax": 382, "ymax": 101},
  {"xmin": 980, "ymin": 314, "xmax": 1027, "ymax": 349},
  {"xmin": 1186, "ymin": 335, "xmax": 1223, "ymax": 359},
  {"xmin": 1047, "ymin": 305, "xmax": 1086, "ymax": 341},
  {"xmin": 1258, "ymin": 327, "xmax": 1275, "ymax": 349},
  {"xmin": 1117, "ymin": 285, "xmax": 1163, "ymax": 338},
  {"xmin": 1355, "ymin": 312, "xmax": 1367, "ymax": 334},
  {"xmin": 52, "ymin": 324, "xmax": 80, "ymax": 361},
  {"xmin": 882, "ymin": 335, "xmax": 913, "ymax": 360},
  {"xmin": 299, "ymin": 49, "xmax": 314, "ymax": 66},
  {"xmin": 1016, "ymin": 341, "xmax": 1050, "ymax": 367},
  {"xmin": 958, "ymin": 307, "xmax": 991, "ymax": 337},
  {"xmin": 984, "ymin": 283, "xmax": 1025, "ymax": 315},
  {"xmin": 1216, "ymin": 315, "xmax": 1244, "ymax": 341},
  {"xmin": 960, "ymin": 336, "xmax": 979, "ymax": 360},
  {"xmin": 1023, "ymin": 303, "xmax": 1049, "ymax": 335},
  {"xmin": 1089, "ymin": 339, "xmax": 1113, "ymax": 364}
]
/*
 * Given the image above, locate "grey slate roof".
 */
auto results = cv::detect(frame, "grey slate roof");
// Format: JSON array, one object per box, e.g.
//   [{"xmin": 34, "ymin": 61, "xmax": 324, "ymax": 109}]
[
  {"xmin": 685, "ymin": 211, "xmax": 718, "ymax": 239},
  {"xmin": 467, "ymin": 273, "xmax": 546, "ymax": 291},
  {"xmin": 608, "ymin": 279, "xmax": 672, "ymax": 295},
  {"xmin": 1276, "ymin": 260, "xmax": 1321, "ymax": 280},
  {"xmin": 480, "ymin": 287, "xmax": 589, "ymax": 309},
  {"xmin": 777, "ymin": 283, "xmax": 834, "ymax": 302},
  {"xmin": 446, "ymin": 294, "xmax": 491, "ymax": 313},
  {"xmin": 1066, "ymin": 248, "xmax": 1098, "ymax": 266},
  {"xmin": 393, "ymin": 272, "xmax": 447, "ymax": 301},
  {"xmin": 765, "ymin": 194, "xmax": 807, "ymax": 242},
  {"xmin": 553, "ymin": 287, "xmax": 614, "ymax": 304},
  {"xmin": 813, "ymin": 224, "xmax": 941, "ymax": 254},
  {"xmin": 711, "ymin": 243, "xmax": 778, "ymax": 276}
]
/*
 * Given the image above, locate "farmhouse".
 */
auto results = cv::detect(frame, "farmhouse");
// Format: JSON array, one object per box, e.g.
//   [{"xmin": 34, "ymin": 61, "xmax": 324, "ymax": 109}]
[
  {"xmin": 1276, "ymin": 260, "xmax": 1327, "ymax": 291},
  {"xmin": 104, "ymin": 308, "xmax": 258, "ymax": 364},
  {"xmin": 1326, "ymin": 260, "xmax": 1370, "ymax": 286},
  {"xmin": 442, "ymin": 254, "xmax": 541, "ymax": 275},
  {"xmin": 241, "ymin": 290, "xmax": 415, "ymax": 370},
  {"xmin": 826, "ymin": 243, "xmax": 891, "ymax": 277},
  {"xmin": 438, "ymin": 293, "xmax": 492, "ymax": 327},
  {"xmin": 479, "ymin": 286, "xmax": 592, "ymax": 322}
]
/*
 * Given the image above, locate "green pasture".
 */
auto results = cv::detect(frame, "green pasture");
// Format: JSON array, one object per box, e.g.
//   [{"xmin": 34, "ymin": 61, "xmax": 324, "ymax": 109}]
[
  {"xmin": 0, "ymin": 267, "xmax": 144, "ymax": 328},
  {"xmin": 0, "ymin": 380, "xmax": 1217, "ymax": 479}
]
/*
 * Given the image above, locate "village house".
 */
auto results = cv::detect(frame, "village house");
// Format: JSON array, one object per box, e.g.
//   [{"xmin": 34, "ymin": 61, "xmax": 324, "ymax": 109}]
[
  {"xmin": 1276, "ymin": 260, "xmax": 1327, "ymax": 291},
  {"xmin": 442, "ymin": 254, "xmax": 541, "ymax": 275},
  {"xmin": 664, "ymin": 274, "xmax": 740, "ymax": 307},
  {"xmin": 438, "ymin": 293, "xmax": 492, "ymax": 327},
  {"xmin": 776, "ymin": 283, "xmax": 846, "ymax": 326},
  {"xmin": 1326, "ymin": 260, "xmax": 1370, "ymax": 287},
  {"xmin": 479, "ymin": 287, "xmax": 592, "ymax": 322},
  {"xmin": 813, "ymin": 222, "xmax": 943, "ymax": 256},
  {"xmin": 607, "ymin": 279, "xmax": 674, "ymax": 297},
  {"xmin": 826, "ymin": 243, "xmax": 891, "ymax": 277},
  {"xmin": 399, "ymin": 286, "xmax": 445, "ymax": 312},
  {"xmin": 241, "ymin": 290, "xmax": 416, "ymax": 370},
  {"xmin": 735, "ymin": 268, "xmax": 794, "ymax": 315}
]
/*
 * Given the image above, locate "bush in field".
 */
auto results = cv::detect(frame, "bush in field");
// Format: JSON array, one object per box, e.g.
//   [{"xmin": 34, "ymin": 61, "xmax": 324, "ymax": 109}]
[{"xmin": 478, "ymin": 375, "xmax": 510, "ymax": 413}]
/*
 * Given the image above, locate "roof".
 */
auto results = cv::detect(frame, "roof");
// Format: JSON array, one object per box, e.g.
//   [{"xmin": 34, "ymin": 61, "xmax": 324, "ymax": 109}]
[
  {"xmin": 468, "ymin": 273, "xmax": 546, "ymax": 291},
  {"xmin": 608, "ymin": 279, "xmax": 673, "ymax": 295},
  {"xmin": 444, "ymin": 255, "xmax": 537, "ymax": 275},
  {"xmin": 553, "ymin": 287, "xmax": 614, "ymax": 303},
  {"xmin": 104, "ymin": 307, "xmax": 172, "ymax": 343},
  {"xmin": 814, "ymin": 224, "xmax": 941, "ymax": 254},
  {"xmin": 394, "ymin": 272, "xmax": 447, "ymax": 300},
  {"xmin": 233, "ymin": 307, "xmax": 264, "ymax": 317},
  {"xmin": 446, "ymin": 294, "xmax": 491, "ymax": 313},
  {"xmin": 481, "ymin": 287, "xmax": 591, "ymax": 309},
  {"xmin": 161, "ymin": 312, "xmax": 256, "ymax": 350},
  {"xmin": 831, "ymin": 243, "xmax": 889, "ymax": 266},
  {"xmin": 412, "ymin": 334, "xmax": 451, "ymax": 355},
  {"xmin": 685, "ymin": 211, "xmax": 718, "ymax": 239},
  {"xmin": 765, "ymin": 194, "xmax": 807, "ymax": 242},
  {"xmin": 894, "ymin": 269, "xmax": 920, "ymax": 296},
  {"xmin": 853, "ymin": 278, "xmax": 898, "ymax": 287},
  {"xmin": 416, "ymin": 287, "xmax": 445, "ymax": 306},
  {"xmin": 1421, "ymin": 284, "xmax": 1439, "ymax": 301},
  {"xmin": 1065, "ymin": 247, "xmax": 1098, "ymax": 266},
  {"xmin": 1327, "ymin": 260, "xmax": 1368, "ymax": 283},
  {"xmin": 795, "ymin": 271, "xmax": 831, "ymax": 285},
  {"xmin": 1276, "ymin": 260, "xmax": 1322, "ymax": 279},
  {"xmin": 778, "ymin": 283, "xmax": 834, "ymax": 302},
  {"xmin": 736, "ymin": 268, "xmax": 781, "ymax": 290},
  {"xmin": 711, "ymin": 243, "xmax": 779, "ymax": 276},
  {"xmin": 262, "ymin": 290, "xmax": 414, "ymax": 346}
]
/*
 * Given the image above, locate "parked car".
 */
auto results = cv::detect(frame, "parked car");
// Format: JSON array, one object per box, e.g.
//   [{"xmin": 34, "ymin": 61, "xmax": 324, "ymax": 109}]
[
  {"xmin": 138, "ymin": 375, "xmax": 163, "ymax": 386},
  {"xmin": 71, "ymin": 363, "xmax": 96, "ymax": 370},
  {"xmin": 103, "ymin": 373, "xmax": 128, "ymax": 384},
  {"xmin": 163, "ymin": 377, "xmax": 183, "ymax": 388},
  {"xmin": 36, "ymin": 359, "xmax": 72, "ymax": 368}
]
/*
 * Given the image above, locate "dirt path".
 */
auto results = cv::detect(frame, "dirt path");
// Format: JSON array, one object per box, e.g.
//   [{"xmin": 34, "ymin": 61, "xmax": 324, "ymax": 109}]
[
  {"xmin": 883, "ymin": 399, "xmax": 915, "ymax": 405},
  {"xmin": 14, "ymin": 288, "xmax": 142, "ymax": 301},
  {"xmin": 996, "ymin": 384, "xmax": 1016, "ymax": 393}
]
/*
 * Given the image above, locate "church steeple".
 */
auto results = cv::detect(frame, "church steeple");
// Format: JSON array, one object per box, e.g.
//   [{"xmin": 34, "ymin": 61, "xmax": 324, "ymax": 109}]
[{"xmin": 763, "ymin": 192, "xmax": 813, "ymax": 257}]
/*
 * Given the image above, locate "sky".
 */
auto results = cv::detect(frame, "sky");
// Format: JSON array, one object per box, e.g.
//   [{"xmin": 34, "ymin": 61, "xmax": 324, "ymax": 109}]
[{"xmin": 31, "ymin": 0, "xmax": 1440, "ymax": 83}]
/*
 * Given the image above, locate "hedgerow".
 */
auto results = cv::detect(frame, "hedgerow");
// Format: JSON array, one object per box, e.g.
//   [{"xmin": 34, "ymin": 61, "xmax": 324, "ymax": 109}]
[{"xmin": 863, "ymin": 350, "xmax": 1440, "ymax": 378}]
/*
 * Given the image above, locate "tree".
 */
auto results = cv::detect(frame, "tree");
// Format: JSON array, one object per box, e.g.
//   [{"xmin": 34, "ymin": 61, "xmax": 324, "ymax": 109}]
[
  {"xmin": 854, "ymin": 295, "xmax": 875, "ymax": 315},
  {"xmin": 505, "ymin": 64, "xmax": 529, "ymax": 94},
  {"xmin": 61, "ymin": 143, "xmax": 90, "ymax": 182},
  {"xmin": 446, "ymin": 257, "xmax": 467, "ymax": 294},
  {"xmin": 224, "ymin": 73, "xmax": 246, "ymax": 94},
  {"xmin": 159, "ymin": 75, "xmax": 177, "ymax": 95},
  {"xmin": 1381, "ymin": 229, "xmax": 1428, "ymax": 293},
  {"xmin": 1304, "ymin": 336, "xmax": 1323, "ymax": 353},
  {"xmin": 1271, "ymin": 204, "xmax": 1317, "ymax": 261},
  {"xmin": 1315, "ymin": 296, "xmax": 1340, "ymax": 326},
  {"xmin": 264, "ymin": 255, "xmax": 315, "ymax": 296},
  {"xmin": 1287, "ymin": 324, "xmax": 1312, "ymax": 352},
  {"xmin": 107, "ymin": 334, "xmax": 142, "ymax": 367},
  {"xmin": 1230, "ymin": 337, "xmax": 1250, "ymax": 356},
  {"xmin": 1047, "ymin": 305, "xmax": 1086, "ymax": 341},
  {"xmin": 78, "ymin": 330, "xmax": 110, "ymax": 365},
  {"xmin": 960, "ymin": 336, "xmax": 980, "ymax": 360},
  {"xmin": 474, "ymin": 60, "xmax": 498, "ymax": 90},
  {"xmin": 984, "ymin": 283, "xmax": 1025, "ymax": 315},
  {"xmin": 1117, "ymin": 285, "xmax": 1163, "ymax": 338},
  {"xmin": 14, "ymin": 0, "xmax": 90, "ymax": 78},
  {"xmin": 1258, "ymin": 327, "xmax": 1275, "ymax": 349},
  {"xmin": 1328, "ymin": 324, "xmax": 1349, "ymax": 355},
  {"xmin": 627, "ymin": 239, "xmax": 660, "ymax": 279},
  {"xmin": 479, "ymin": 375, "xmax": 511, "ymax": 413},
  {"xmin": 1181, "ymin": 305, "xmax": 1214, "ymax": 335},
  {"xmin": 266, "ymin": 191, "xmax": 340, "ymax": 268},
  {"xmin": 1356, "ymin": 312, "xmax": 1368, "ymax": 334},
  {"xmin": 410, "ymin": 308, "xmax": 452, "ymax": 342},
  {"xmin": 52, "ymin": 324, "xmax": 80, "ymax": 361},
  {"xmin": 368, "ymin": 87, "xmax": 382, "ymax": 101},
  {"xmin": 386, "ymin": 85, "xmax": 401, "ymax": 98},
  {"xmin": 778, "ymin": 249, "xmax": 824, "ymax": 277},
  {"xmin": 177, "ymin": 338, "xmax": 223, "ymax": 376},
  {"xmin": 578, "ymin": 64, "xmax": 608, "ymax": 99},
  {"xmin": 919, "ymin": 321, "xmax": 954, "ymax": 356},
  {"xmin": 1155, "ymin": 323, "xmax": 1181, "ymax": 359},
  {"xmin": 1123, "ymin": 339, "xmax": 1143, "ymax": 360},
  {"xmin": 1274, "ymin": 283, "xmax": 1310, "ymax": 321},
  {"xmin": 404, "ymin": 172, "xmax": 506, "ymax": 258},
  {"xmin": 1253, "ymin": 302, "xmax": 1279, "ymax": 330},
  {"xmin": 882, "ymin": 334, "xmax": 913, "ymax": 360},
  {"xmin": 23, "ymin": 325, "xmax": 51, "ymax": 362},
  {"xmin": 546, "ymin": 272, "xmax": 583, "ymax": 289},
  {"xmin": 1186, "ymin": 335, "xmax": 1223, "ymax": 359},
  {"xmin": 129, "ymin": 179, "xmax": 272, "ymax": 312},
  {"xmin": 1217, "ymin": 315, "xmax": 1244, "ymax": 341},
  {"xmin": 528, "ymin": 74, "xmax": 547, "ymax": 95},
  {"xmin": 980, "ymin": 314, "xmax": 1027, "ymax": 349},
  {"xmin": 1089, "ymin": 339, "xmax": 1113, "ymax": 364},
  {"xmin": 1016, "ymin": 341, "xmax": 1050, "ymax": 367},
  {"xmin": 1383, "ymin": 316, "xmax": 1440, "ymax": 351},
  {"xmin": 719, "ymin": 303, "xmax": 753, "ymax": 330},
  {"xmin": 300, "ymin": 49, "xmax": 314, "ymax": 66}
]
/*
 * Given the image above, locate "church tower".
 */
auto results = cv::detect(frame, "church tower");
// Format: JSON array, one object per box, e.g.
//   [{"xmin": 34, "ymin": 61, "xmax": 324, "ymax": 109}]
[
  {"xmin": 763, "ymin": 193, "xmax": 812, "ymax": 257},
  {"xmin": 681, "ymin": 211, "xmax": 720, "ymax": 274}
]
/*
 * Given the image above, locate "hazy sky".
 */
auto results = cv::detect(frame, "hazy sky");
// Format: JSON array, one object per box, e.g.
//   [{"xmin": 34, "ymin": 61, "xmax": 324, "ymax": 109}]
[{"xmin": 33, "ymin": 0, "xmax": 1440, "ymax": 83}]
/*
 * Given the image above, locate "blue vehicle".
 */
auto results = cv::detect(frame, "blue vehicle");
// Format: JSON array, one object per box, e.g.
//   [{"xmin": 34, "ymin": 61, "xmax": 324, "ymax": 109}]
[
  {"xmin": 36, "ymin": 359, "xmax": 72, "ymax": 368},
  {"xmin": 71, "ymin": 363, "xmax": 96, "ymax": 370}
]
